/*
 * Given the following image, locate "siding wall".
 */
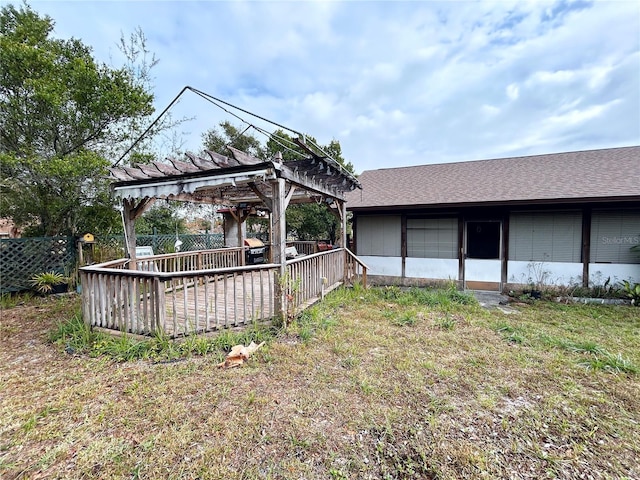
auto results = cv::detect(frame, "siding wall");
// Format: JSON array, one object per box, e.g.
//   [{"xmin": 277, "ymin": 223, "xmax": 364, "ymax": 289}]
[{"xmin": 353, "ymin": 208, "xmax": 640, "ymax": 286}]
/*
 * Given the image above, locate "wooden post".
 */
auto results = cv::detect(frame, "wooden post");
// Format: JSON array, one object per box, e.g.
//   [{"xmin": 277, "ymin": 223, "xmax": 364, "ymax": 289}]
[
  {"xmin": 337, "ymin": 200, "xmax": 348, "ymax": 283},
  {"xmin": 271, "ymin": 176, "xmax": 288, "ymax": 323},
  {"xmin": 237, "ymin": 210, "xmax": 245, "ymax": 266},
  {"xmin": 123, "ymin": 199, "xmax": 138, "ymax": 270},
  {"xmin": 340, "ymin": 200, "xmax": 347, "ymax": 249},
  {"xmin": 122, "ymin": 197, "xmax": 155, "ymax": 270},
  {"xmin": 77, "ymin": 240, "xmax": 84, "ymax": 266}
]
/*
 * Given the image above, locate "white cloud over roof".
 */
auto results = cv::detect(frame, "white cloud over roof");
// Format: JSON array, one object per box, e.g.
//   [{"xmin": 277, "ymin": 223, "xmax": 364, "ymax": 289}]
[{"xmin": 19, "ymin": 0, "xmax": 640, "ymax": 172}]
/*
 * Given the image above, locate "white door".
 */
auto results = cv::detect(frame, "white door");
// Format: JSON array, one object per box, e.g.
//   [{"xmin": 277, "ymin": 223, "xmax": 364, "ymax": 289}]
[{"xmin": 464, "ymin": 220, "xmax": 502, "ymax": 291}]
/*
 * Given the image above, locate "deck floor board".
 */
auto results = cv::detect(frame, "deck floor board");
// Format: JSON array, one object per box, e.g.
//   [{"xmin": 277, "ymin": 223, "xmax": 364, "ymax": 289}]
[{"xmin": 163, "ymin": 270, "xmax": 276, "ymax": 337}]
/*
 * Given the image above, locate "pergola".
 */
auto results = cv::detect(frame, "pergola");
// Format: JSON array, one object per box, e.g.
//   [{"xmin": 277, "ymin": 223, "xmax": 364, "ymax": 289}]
[
  {"xmin": 79, "ymin": 143, "xmax": 364, "ymax": 334},
  {"xmin": 110, "ymin": 143, "xmax": 360, "ymax": 267}
]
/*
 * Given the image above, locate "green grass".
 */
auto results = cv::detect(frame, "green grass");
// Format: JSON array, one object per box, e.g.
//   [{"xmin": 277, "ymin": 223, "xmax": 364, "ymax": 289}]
[
  {"xmin": 48, "ymin": 310, "xmax": 276, "ymax": 362},
  {"xmin": 0, "ymin": 291, "xmax": 33, "ymax": 309},
  {"xmin": 1, "ymin": 288, "xmax": 638, "ymax": 479}
]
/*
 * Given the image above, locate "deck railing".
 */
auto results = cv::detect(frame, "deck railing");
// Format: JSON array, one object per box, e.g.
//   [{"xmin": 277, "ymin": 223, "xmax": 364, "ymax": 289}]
[
  {"xmin": 80, "ymin": 247, "xmax": 367, "ymax": 337},
  {"xmin": 345, "ymin": 248, "xmax": 368, "ymax": 288},
  {"xmin": 289, "ymin": 241, "xmax": 318, "ymax": 256},
  {"xmin": 285, "ymin": 249, "xmax": 345, "ymax": 313},
  {"xmin": 81, "ymin": 263, "xmax": 278, "ymax": 337},
  {"xmin": 135, "ymin": 247, "xmax": 244, "ymax": 273}
]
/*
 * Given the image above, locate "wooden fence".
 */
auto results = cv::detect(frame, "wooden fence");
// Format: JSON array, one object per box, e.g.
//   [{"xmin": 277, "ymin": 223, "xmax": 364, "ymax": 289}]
[
  {"xmin": 80, "ymin": 247, "xmax": 367, "ymax": 337},
  {"xmin": 81, "ymin": 263, "xmax": 278, "ymax": 337}
]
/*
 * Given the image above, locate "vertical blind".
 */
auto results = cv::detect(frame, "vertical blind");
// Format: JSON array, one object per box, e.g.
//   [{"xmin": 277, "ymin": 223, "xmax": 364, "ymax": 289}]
[{"xmin": 590, "ymin": 210, "xmax": 640, "ymax": 264}]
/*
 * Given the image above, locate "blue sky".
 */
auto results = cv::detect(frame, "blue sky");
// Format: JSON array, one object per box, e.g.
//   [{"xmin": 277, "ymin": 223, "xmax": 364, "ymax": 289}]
[{"xmin": 15, "ymin": 0, "xmax": 640, "ymax": 172}]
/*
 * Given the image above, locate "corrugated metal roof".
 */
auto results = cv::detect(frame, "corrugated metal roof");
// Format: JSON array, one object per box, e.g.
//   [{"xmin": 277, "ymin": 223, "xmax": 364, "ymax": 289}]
[{"xmin": 346, "ymin": 146, "xmax": 640, "ymax": 210}]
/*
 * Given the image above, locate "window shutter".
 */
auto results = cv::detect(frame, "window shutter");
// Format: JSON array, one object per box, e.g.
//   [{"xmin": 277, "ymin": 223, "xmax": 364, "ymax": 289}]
[
  {"xmin": 357, "ymin": 216, "xmax": 401, "ymax": 256},
  {"xmin": 407, "ymin": 218, "xmax": 457, "ymax": 259}
]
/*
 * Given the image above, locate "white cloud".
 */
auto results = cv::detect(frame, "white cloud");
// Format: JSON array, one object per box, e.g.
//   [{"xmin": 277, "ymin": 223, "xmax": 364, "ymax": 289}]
[
  {"xmin": 506, "ymin": 83, "xmax": 520, "ymax": 101},
  {"xmin": 547, "ymin": 100, "xmax": 621, "ymax": 126},
  {"xmin": 16, "ymin": 0, "xmax": 640, "ymax": 171}
]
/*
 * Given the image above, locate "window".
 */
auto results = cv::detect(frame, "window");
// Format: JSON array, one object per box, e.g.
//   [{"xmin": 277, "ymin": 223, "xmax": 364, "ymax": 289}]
[
  {"xmin": 509, "ymin": 211, "xmax": 582, "ymax": 262},
  {"xmin": 356, "ymin": 215, "xmax": 401, "ymax": 256},
  {"xmin": 407, "ymin": 218, "xmax": 458, "ymax": 259},
  {"xmin": 591, "ymin": 210, "xmax": 640, "ymax": 264}
]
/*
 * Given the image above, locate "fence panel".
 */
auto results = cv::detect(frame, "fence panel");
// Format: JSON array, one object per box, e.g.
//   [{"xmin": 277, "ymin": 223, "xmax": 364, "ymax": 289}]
[{"xmin": 0, "ymin": 237, "xmax": 76, "ymax": 293}]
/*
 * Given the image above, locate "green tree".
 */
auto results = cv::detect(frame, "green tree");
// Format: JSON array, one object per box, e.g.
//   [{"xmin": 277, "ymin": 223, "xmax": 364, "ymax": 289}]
[
  {"xmin": 135, "ymin": 204, "xmax": 187, "ymax": 235},
  {"xmin": 266, "ymin": 130, "xmax": 354, "ymax": 243},
  {"xmin": 202, "ymin": 121, "xmax": 266, "ymax": 159},
  {"xmin": 0, "ymin": 3, "xmax": 155, "ymax": 236}
]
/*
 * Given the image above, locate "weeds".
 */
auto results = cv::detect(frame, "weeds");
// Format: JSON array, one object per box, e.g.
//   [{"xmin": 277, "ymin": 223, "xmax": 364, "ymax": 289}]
[
  {"xmin": 435, "ymin": 314, "xmax": 457, "ymax": 330},
  {"xmin": 3, "ymin": 285, "xmax": 639, "ymax": 479},
  {"xmin": 49, "ymin": 311, "xmax": 276, "ymax": 362},
  {"xmin": 493, "ymin": 321, "xmax": 528, "ymax": 344},
  {"xmin": 580, "ymin": 352, "xmax": 638, "ymax": 374},
  {"xmin": 0, "ymin": 292, "xmax": 33, "ymax": 308},
  {"xmin": 372, "ymin": 284, "xmax": 477, "ymax": 308},
  {"xmin": 391, "ymin": 311, "xmax": 418, "ymax": 327}
]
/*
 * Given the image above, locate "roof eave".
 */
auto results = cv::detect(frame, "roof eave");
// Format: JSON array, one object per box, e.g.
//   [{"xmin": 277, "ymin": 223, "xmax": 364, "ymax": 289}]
[{"xmin": 347, "ymin": 195, "xmax": 640, "ymax": 212}]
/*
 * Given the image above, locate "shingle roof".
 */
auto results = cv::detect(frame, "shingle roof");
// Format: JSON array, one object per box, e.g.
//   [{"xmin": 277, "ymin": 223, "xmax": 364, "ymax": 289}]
[{"xmin": 346, "ymin": 146, "xmax": 640, "ymax": 211}]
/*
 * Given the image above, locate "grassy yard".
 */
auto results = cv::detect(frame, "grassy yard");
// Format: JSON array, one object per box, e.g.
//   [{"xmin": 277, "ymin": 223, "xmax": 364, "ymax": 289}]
[{"xmin": 1, "ymin": 287, "xmax": 639, "ymax": 479}]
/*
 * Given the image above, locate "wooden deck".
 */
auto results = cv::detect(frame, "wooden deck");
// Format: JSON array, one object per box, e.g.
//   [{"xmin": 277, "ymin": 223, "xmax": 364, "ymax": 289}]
[
  {"xmin": 80, "ymin": 247, "xmax": 367, "ymax": 338},
  {"xmin": 163, "ymin": 268, "xmax": 276, "ymax": 337}
]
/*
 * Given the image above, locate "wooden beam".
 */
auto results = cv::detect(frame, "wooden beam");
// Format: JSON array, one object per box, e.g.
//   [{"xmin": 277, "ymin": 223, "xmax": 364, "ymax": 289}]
[
  {"xmin": 248, "ymin": 182, "xmax": 273, "ymax": 211},
  {"xmin": 293, "ymin": 137, "xmax": 318, "ymax": 157},
  {"xmin": 129, "ymin": 197, "xmax": 155, "ymax": 220},
  {"xmin": 271, "ymin": 177, "xmax": 287, "ymax": 324},
  {"xmin": 284, "ymin": 185, "xmax": 297, "ymax": 209},
  {"xmin": 276, "ymin": 164, "xmax": 345, "ymax": 201},
  {"xmin": 339, "ymin": 200, "xmax": 347, "ymax": 249},
  {"xmin": 122, "ymin": 197, "xmax": 155, "ymax": 270},
  {"xmin": 327, "ymin": 203, "xmax": 341, "ymax": 221}
]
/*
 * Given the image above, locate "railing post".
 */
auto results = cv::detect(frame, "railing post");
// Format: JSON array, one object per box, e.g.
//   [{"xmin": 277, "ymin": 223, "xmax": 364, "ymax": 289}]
[
  {"xmin": 271, "ymin": 176, "xmax": 288, "ymax": 324},
  {"xmin": 152, "ymin": 277, "xmax": 165, "ymax": 335}
]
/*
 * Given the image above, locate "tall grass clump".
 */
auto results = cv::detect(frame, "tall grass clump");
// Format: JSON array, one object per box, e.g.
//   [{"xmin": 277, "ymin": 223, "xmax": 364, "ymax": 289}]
[
  {"xmin": 49, "ymin": 312, "xmax": 277, "ymax": 362},
  {"xmin": 374, "ymin": 284, "xmax": 477, "ymax": 308},
  {"xmin": 49, "ymin": 312, "xmax": 98, "ymax": 354}
]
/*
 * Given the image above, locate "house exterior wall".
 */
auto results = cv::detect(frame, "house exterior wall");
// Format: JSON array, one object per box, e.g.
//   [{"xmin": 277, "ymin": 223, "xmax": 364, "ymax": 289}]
[
  {"xmin": 507, "ymin": 261, "xmax": 584, "ymax": 287},
  {"xmin": 353, "ymin": 206, "xmax": 640, "ymax": 289},
  {"xmin": 405, "ymin": 257, "xmax": 459, "ymax": 280}
]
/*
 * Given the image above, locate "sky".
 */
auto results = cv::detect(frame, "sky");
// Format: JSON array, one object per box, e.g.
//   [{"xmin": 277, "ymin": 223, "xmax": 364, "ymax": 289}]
[{"xmin": 13, "ymin": 0, "xmax": 640, "ymax": 173}]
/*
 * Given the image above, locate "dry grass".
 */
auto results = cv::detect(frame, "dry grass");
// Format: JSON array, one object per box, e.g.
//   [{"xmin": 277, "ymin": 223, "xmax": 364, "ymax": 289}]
[{"xmin": 1, "ymin": 288, "xmax": 639, "ymax": 479}]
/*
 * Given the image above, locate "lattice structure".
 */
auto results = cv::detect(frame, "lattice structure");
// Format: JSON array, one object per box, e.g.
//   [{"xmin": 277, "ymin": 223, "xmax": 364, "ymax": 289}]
[{"xmin": 0, "ymin": 237, "xmax": 76, "ymax": 293}]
